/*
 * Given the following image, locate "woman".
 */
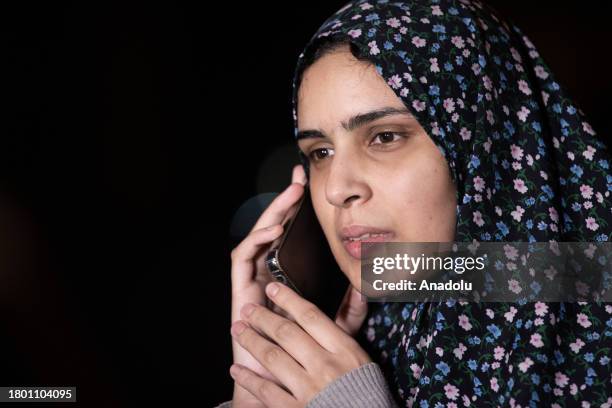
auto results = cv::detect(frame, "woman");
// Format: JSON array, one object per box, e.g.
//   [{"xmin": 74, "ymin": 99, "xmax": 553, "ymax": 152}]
[{"xmin": 215, "ymin": 0, "xmax": 612, "ymax": 406}]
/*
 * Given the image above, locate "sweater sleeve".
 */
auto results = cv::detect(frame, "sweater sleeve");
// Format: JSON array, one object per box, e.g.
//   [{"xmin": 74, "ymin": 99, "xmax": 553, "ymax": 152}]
[
  {"xmin": 305, "ymin": 361, "xmax": 398, "ymax": 408},
  {"xmin": 212, "ymin": 361, "xmax": 398, "ymax": 408}
]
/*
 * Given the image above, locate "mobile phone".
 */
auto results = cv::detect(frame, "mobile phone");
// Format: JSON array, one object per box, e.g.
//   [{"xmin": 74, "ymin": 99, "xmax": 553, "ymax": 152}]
[{"xmin": 265, "ymin": 182, "xmax": 349, "ymax": 320}]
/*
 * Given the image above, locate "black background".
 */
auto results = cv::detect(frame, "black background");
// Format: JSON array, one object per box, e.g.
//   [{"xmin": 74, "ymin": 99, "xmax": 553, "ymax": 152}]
[{"xmin": 2, "ymin": 1, "xmax": 611, "ymax": 406}]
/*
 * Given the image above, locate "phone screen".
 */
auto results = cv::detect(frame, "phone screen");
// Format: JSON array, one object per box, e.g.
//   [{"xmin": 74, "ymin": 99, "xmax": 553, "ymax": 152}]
[{"xmin": 266, "ymin": 184, "xmax": 349, "ymax": 320}]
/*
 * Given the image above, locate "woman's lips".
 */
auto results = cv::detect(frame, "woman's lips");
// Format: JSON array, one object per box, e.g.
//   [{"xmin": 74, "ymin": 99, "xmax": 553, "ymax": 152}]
[{"xmin": 342, "ymin": 233, "xmax": 394, "ymax": 260}]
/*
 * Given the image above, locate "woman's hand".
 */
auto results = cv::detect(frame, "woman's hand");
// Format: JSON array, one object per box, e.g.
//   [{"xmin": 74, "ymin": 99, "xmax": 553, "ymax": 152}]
[
  {"xmin": 229, "ymin": 164, "xmax": 308, "ymax": 407},
  {"xmin": 228, "ymin": 281, "xmax": 372, "ymax": 408}
]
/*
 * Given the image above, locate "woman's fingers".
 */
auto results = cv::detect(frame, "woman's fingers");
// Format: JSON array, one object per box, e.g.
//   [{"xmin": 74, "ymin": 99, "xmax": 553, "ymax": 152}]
[
  {"xmin": 250, "ymin": 181, "xmax": 304, "ymax": 234},
  {"xmin": 263, "ymin": 282, "xmax": 363, "ymax": 354},
  {"xmin": 231, "ymin": 225, "xmax": 285, "ymax": 292},
  {"xmin": 250, "ymin": 164, "xmax": 306, "ymax": 233},
  {"xmin": 231, "ymin": 165, "xmax": 307, "ymax": 292},
  {"xmin": 230, "ymin": 364, "xmax": 298, "ymax": 408},
  {"xmin": 335, "ymin": 285, "xmax": 368, "ymax": 336},
  {"xmin": 239, "ymin": 302, "xmax": 328, "ymax": 373},
  {"xmin": 230, "ymin": 321, "xmax": 312, "ymax": 400},
  {"xmin": 292, "ymin": 164, "xmax": 307, "ymax": 186}
]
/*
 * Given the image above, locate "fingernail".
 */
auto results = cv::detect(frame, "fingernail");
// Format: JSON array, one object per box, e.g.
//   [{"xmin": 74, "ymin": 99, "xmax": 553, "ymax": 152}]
[
  {"xmin": 350, "ymin": 287, "xmax": 364, "ymax": 303},
  {"xmin": 242, "ymin": 303, "xmax": 256, "ymax": 317},
  {"xmin": 266, "ymin": 282, "xmax": 280, "ymax": 297},
  {"xmin": 231, "ymin": 321, "xmax": 247, "ymax": 336},
  {"xmin": 229, "ymin": 364, "xmax": 241, "ymax": 378}
]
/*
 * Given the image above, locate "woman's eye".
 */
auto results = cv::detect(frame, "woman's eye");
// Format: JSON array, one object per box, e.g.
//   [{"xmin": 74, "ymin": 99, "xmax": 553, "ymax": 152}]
[
  {"xmin": 371, "ymin": 131, "xmax": 403, "ymax": 145},
  {"xmin": 306, "ymin": 132, "xmax": 403, "ymax": 163},
  {"xmin": 307, "ymin": 147, "xmax": 334, "ymax": 163}
]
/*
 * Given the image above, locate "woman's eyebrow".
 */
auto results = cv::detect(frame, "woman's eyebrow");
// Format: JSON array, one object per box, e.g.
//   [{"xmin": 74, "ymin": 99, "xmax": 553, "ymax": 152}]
[{"xmin": 296, "ymin": 106, "xmax": 414, "ymax": 141}]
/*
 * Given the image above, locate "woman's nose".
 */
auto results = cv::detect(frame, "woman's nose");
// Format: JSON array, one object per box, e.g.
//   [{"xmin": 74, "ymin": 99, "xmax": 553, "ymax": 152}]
[{"xmin": 325, "ymin": 152, "xmax": 370, "ymax": 208}]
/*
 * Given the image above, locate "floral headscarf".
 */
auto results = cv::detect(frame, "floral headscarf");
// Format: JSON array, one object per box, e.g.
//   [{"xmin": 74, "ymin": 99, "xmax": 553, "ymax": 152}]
[{"xmin": 290, "ymin": 0, "xmax": 612, "ymax": 406}]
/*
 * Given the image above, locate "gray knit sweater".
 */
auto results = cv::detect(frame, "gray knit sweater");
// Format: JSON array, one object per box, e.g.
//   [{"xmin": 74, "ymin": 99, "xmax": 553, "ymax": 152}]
[{"xmin": 212, "ymin": 361, "xmax": 398, "ymax": 408}]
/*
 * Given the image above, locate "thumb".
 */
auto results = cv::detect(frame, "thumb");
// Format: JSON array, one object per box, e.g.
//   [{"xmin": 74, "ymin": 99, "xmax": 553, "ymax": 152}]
[{"xmin": 335, "ymin": 285, "xmax": 368, "ymax": 336}]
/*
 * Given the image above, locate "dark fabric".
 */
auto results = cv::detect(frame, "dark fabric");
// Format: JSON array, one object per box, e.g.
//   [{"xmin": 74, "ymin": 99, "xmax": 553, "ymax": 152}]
[{"xmin": 290, "ymin": 0, "xmax": 612, "ymax": 406}]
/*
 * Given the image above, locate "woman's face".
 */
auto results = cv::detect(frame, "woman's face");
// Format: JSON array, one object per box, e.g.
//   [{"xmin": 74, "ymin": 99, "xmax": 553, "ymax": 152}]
[{"xmin": 296, "ymin": 44, "xmax": 457, "ymax": 290}]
